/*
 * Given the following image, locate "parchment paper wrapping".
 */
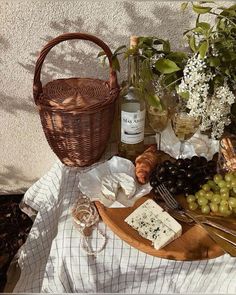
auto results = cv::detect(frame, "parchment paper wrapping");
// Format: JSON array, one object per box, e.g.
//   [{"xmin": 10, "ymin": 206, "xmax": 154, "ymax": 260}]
[
  {"xmin": 78, "ymin": 156, "xmax": 152, "ymax": 208},
  {"xmin": 161, "ymin": 123, "xmax": 219, "ymax": 160}
]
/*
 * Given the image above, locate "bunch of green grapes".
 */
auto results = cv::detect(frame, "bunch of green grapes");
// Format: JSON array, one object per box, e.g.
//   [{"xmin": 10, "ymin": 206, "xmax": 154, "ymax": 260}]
[{"xmin": 186, "ymin": 172, "xmax": 236, "ymax": 216}]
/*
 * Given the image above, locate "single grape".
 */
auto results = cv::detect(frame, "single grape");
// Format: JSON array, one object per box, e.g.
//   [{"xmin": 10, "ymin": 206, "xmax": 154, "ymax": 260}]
[
  {"xmin": 228, "ymin": 197, "xmax": 236, "ymax": 208},
  {"xmin": 207, "ymin": 180, "xmax": 217, "ymax": 190},
  {"xmin": 218, "ymin": 180, "xmax": 227, "ymax": 188},
  {"xmin": 187, "ymin": 195, "xmax": 196, "ymax": 203},
  {"xmin": 150, "ymin": 178, "xmax": 159, "ymax": 187},
  {"xmin": 212, "ymin": 194, "xmax": 221, "ymax": 204},
  {"xmin": 198, "ymin": 189, "xmax": 206, "ymax": 198},
  {"xmin": 191, "ymin": 156, "xmax": 199, "ymax": 167},
  {"xmin": 220, "ymin": 200, "xmax": 229, "ymax": 207},
  {"xmin": 226, "ymin": 182, "xmax": 232, "ymax": 189},
  {"xmin": 219, "ymin": 205, "xmax": 228, "ymax": 214},
  {"xmin": 214, "ymin": 174, "xmax": 223, "ymax": 184},
  {"xmin": 176, "ymin": 159, "xmax": 185, "ymax": 168},
  {"xmin": 202, "ymin": 184, "xmax": 211, "ymax": 192},
  {"xmin": 189, "ymin": 202, "xmax": 198, "ymax": 211},
  {"xmin": 225, "ymin": 173, "xmax": 234, "ymax": 182},
  {"xmin": 201, "ymin": 205, "xmax": 210, "ymax": 214},
  {"xmin": 220, "ymin": 187, "xmax": 229, "ymax": 194},
  {"xmin": 199, "ymin": 156, "xmax": 207, "ymax": 166},
  {"xmin": 231, "ymin": 179, "xmax": 236, "ymax": 188},
  {"xmin": 206, "ymin": 191, "xmax": 213, "ymax": 200},
  {"xmin": 163, "ymin": 160, "xmax": 172, "ymax": 167},
  {"xmin": 166, "ymin": 179, "xmax": 176, "ymax": 188},
  {"xmin": 225, "ymin": 210, "xmax": 232, "ymax": 216},
  {"xmin": 221, "ymin": 192, "xmax": 229, "ymax": 200},
  {"xmin": 157, "ymin": 166, "xmax": 167, "ymax": 175},
  {"xmin": 198, "ymin": 197, "xmax": 208, "ymax": 206},
  {"xmin": 210, "ymin": 203, "xmax": 219, "ymax": 213},
  {"xmin": 195, "ymin": 191, "xmax": 201, "ymax": 199},
  {"xmin": 169, "ymin": 186, "xmax": 177, "ymax": 195}
]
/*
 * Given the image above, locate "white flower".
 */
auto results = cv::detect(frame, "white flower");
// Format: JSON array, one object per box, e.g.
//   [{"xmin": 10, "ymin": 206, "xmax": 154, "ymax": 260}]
[{"xmin": 177, "ymin": 54, "xmax": 235, "ymax": 139}]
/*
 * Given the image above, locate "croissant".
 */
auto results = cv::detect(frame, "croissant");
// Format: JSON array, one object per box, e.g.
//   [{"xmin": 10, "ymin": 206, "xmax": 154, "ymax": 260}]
[{"xmin": 135, "ymin": 145, "xmax": 159, "ymax": 184}]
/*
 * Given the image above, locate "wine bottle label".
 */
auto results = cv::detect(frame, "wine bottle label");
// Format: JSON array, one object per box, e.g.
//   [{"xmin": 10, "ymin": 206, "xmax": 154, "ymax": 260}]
[{"xmin": 121, "ymin": 110, "xmax": 145, "ymax": 144}]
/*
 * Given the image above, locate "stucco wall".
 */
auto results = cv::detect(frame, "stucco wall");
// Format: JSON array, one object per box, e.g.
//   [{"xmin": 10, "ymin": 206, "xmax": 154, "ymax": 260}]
[{"xmin": 0, "ymin": 0, "xmax": 233, "ymax": 193}]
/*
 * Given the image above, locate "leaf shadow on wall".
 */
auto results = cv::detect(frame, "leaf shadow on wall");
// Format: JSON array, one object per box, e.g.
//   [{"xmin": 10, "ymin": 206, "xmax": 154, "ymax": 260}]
[
  {"xmin": 0, "ymin": 92, "xmax": 35, "ymax": 115},
  {"xmin": 18, "ymin": 2, "xmax": 192, "ymax": 90},
  {"xmin": 0, "ymin": 35, "xmax": 35, "ymax": 116},
  {"xmin": 18, "ymin": 17, "xmax": 127, "ymax": 87},
  {"xmin": 0, "ymin": 36, "xmax": 10, "ymax": 64},
  {"xmin": 123, "ymin": 1, "xmax": 192, "ymax": 50}
]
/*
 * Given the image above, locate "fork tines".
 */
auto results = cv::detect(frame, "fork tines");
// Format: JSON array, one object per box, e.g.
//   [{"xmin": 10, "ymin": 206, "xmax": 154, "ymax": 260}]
[{"xmin": 156, "ymin": 184, "xmax": 183, "ymax": 210}]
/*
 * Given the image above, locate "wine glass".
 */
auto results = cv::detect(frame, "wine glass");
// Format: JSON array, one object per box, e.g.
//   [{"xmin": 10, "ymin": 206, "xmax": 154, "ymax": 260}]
[
  {"xmin": 171, "ymin": 110, "xmax": 201, "ymax": 158},
  {"xmin": 147, "ymin": 105, "xmax": 169, "ymax": 150}
]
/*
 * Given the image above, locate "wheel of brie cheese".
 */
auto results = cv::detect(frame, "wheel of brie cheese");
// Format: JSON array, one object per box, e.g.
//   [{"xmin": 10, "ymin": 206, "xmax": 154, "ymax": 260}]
[{"xmin": 101, "ymin": 173, "xmax": 136, "ymax": 201}]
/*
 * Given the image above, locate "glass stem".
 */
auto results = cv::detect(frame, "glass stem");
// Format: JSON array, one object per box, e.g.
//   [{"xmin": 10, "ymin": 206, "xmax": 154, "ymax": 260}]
[
  {"xmin": 156, "ymin": 132, "xmax": 161, "ymax": 150},
  {"xmin": 179, "ymin": 140, "xmax": 185, "ymax": 159}
]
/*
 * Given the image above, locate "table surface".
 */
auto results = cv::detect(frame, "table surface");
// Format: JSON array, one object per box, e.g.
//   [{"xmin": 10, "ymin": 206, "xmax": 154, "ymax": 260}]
[{"xmin": 13, "ymin": 151, "xmax": 236, "ymax": 293}]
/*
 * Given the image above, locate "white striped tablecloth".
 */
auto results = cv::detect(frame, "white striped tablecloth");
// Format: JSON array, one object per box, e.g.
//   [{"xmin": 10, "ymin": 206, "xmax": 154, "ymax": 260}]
[{"xmin": 13, "ymin": 154, "xmax": 236, "ymax": 293}]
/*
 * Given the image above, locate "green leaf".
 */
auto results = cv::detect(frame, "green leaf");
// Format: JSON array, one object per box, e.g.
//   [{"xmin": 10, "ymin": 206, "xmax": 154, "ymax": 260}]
[
  {"xmin": 146, "ymin": 93, "xmax": 162, "ymax": 109},
  {"xmin": 198, "ymin": 41, "xmax": 208, "ymax": 58},
  {"xmin": 208, "ymin": 56, "xmax": 220, "ymax": 67},
  {"xmin": 114, "ymin": 45, "xmax": 126, "ymax": 54},
  {"xmin": 181, "ymin": 2, "xmax": 188, "ymax": 11},
  {"xmin": 199, "ymin": 0, "xmax": 215, "ymax": 4},
  {"xmin": 192, "ymin": 4, "xmax": 212, "ymax": 14},
  {"xmin": 189, "ymin": 35, "xmax": 197, "ymax": 52},
  {"xmin": 138, "ymin": 37, "xmax": 153, "ymax": 47},
  {"xmin": 111, "ymin": 56, "xmax": 120, "ymax": 71},
  {"xmin": 163, "ymin": 40, "xmax": 171, "ymax": 53},
  {"xmin": 143, "ymin": 49, "xmax": 154, "ymax": 58},
  {"xmin": 155, "ymin": 58, "xmax": 181, "ymax": 74},
  {"xmin": 192, "ymin": 27, "xmax": 204, "ymax": 34},
  {"xmin": 167, "ymin": 51, "xmax": 188, "ymax": 61},
  {"xmin": 97, "ymin": 51, "xmax": 106, "ymax": 58},
  {"xmin": 197, "ymin": 22, "xmax": 211, "ymax": 31}
]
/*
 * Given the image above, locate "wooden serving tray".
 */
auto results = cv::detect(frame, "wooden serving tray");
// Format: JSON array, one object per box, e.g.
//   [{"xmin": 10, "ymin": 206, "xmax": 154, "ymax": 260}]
[{"xmin": 95, "ymin": 193, "xmax": 224, "ymax": 261}]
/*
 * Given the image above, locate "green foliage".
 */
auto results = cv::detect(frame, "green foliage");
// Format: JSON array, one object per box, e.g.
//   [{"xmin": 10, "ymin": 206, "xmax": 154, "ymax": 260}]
[
  {"xmin": 97, "ymin": 1, "xmax": 236, "ymax": 109},
  {"xmin": 98, "ymin": 35, "xmax": 188, "ymax": 103},
  {"xmin": 183, "ymin": 1, "xmax": 236, "ymax": 93},
  {"xmin": 155, "ymin": 59, "xmax": 181, "ymax": 74}
]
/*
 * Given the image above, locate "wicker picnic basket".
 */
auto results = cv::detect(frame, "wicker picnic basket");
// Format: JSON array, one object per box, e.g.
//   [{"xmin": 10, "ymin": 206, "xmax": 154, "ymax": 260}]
[{"xmin": 33, "ymin": 33, "xmax": 119, "ymax": 167}]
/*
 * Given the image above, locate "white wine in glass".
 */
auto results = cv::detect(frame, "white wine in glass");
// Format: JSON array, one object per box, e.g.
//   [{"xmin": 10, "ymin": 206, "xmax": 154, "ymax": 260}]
[
  {"xmin": 147, "ymin": 105, "xmax": 169, "ymax": 150},
  {"xmin": 171, "ymin": 111, "xmax": 200, "ymax": 158}
]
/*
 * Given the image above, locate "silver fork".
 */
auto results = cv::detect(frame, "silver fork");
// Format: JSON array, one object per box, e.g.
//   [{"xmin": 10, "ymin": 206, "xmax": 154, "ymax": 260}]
[{"xmin": 156, "ymin": 183, "xmax": 236, "ymax": 238}]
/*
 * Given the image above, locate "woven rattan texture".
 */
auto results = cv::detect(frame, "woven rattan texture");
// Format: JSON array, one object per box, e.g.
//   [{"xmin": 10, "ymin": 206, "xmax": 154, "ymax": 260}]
[{"xmin": 33, "ymin": 33, "xmax": 119, "ymax": 167}]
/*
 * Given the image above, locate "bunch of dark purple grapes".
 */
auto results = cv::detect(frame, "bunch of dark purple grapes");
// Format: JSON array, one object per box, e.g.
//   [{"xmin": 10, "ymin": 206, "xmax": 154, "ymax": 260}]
[{"xmin": 150, "ymin": 156, "xmax": 217, "ymax": 196}]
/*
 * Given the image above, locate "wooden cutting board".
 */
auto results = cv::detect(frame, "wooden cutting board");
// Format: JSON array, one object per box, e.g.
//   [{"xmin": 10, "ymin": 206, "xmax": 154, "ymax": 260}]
[{"xmin": 95, "ymin": 194, "xmax": 224, "ymax": 261}]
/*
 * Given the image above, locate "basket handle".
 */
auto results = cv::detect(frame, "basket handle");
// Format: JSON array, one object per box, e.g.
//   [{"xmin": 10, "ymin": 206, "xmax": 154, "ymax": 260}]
[{"xmin": 33, "ymin": 32, "xmax": 119, "ymax": 102}]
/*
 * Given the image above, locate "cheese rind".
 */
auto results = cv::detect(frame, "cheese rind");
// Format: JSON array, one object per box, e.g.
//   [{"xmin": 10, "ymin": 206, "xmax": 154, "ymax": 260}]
[
  {"xmin": 101, "ymin": 175, "xmax": 119, "ymax": 201},
  {"xmin": 114, "ymin": 173, "xmax": 136, "ymax": 199},
  {"xmin": 101, "ymin": 173, "xmax": 136, "ymax": 201},
  {"xmin": 125, "ymin": 199, "xmax": 182, "ymax": 250}
]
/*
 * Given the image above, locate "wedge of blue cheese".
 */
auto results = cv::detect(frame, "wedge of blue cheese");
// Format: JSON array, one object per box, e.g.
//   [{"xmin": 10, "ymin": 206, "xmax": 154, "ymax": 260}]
[{"xmin": 125, "ymin": 199, "xmax": 182, "ymax": 250}]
